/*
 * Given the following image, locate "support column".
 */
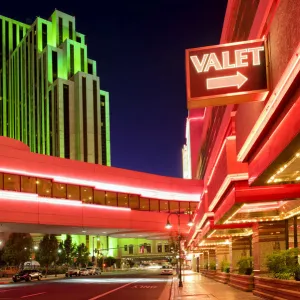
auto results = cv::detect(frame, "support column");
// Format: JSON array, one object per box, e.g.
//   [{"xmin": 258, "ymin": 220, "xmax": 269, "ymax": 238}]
[{"xmin": 252, "ymin": 223, "xmax": 261, "ymax": 275}]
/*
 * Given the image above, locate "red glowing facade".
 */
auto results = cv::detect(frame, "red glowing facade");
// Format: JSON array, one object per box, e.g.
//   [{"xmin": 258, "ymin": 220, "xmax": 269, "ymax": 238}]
[{"xmin": 185, "ymin": 0, "xmax": 300, "ymax": 275}]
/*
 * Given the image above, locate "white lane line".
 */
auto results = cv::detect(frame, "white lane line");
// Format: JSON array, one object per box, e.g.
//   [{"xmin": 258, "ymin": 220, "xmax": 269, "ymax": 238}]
[
  {"xmin": 88, "ymin": 279, "xmax": 141, "ymax": 300},
  {"xmin": 21, "ymin": 292, "xmax": 46, "ymax": 298}
]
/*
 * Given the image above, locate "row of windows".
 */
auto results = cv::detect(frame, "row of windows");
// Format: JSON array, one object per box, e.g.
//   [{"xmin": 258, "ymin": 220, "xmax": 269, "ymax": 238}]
[
  {"xmin": 0, "ymin": 173, "xmax": 197, "ymax": 213},
  {"xmin": 124, "ymin": 244, "xmax": 170, "ymax": 255}
]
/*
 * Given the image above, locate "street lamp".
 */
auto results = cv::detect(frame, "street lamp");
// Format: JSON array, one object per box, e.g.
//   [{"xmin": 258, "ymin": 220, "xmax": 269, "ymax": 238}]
[
  {"xmin": 34, "ymin": 246, "xmax": 38, "ymax": 251},
  {"xmin": 165, "ymin": 212, "xmax": 192, "ymax": 288}
]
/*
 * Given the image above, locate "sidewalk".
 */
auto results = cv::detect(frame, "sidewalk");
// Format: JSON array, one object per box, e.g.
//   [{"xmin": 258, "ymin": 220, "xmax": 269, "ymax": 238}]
[{"xmin": 171, "ymin": 271, "xmax": 259, "ymax": 300}]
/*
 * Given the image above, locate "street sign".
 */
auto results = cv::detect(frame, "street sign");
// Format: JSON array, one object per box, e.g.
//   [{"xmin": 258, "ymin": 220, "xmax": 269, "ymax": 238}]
[{"xmin": 186, "ymin": 39, "xmax": 269, "ymax": 109}]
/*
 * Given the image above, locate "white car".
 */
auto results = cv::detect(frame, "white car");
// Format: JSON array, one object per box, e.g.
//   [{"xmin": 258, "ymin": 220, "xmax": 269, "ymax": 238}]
[
  {"xmin": 161, "ymin": 266, "xmax": 173, "ymax": 275},
  {"xmin": 80, "ymin": 268, "xmax": 89, "ymax": 276},
  {"xmin": 65, "ymin": 268, "xmax": 80, "ymax": 277},
  {"xmin": 86, "ymin": 267, "xmax": 101, "ymax": 275}
]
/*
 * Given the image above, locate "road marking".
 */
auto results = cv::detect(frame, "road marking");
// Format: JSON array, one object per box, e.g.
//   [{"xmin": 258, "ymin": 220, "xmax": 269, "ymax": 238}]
[
  {"xmin": 88, "ymin": 280, "xmax": 141, "ymax": 300},
  {"xmin": 132, "ymin": 285, "xmax": 157, "ymax": 289},
  {"xmin": 21, "ymin": 292, "xmax": 47, "ymax": 298}
]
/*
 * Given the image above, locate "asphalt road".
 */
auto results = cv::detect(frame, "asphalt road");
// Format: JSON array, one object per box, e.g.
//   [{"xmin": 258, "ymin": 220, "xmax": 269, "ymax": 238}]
[{"xmin": 0, "ymin": 270, "xmax": 172, "ymax": 300}]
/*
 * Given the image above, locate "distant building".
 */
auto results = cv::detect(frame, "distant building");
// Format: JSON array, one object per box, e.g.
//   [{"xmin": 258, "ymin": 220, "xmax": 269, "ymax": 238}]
[{"xmin": 0, "ymin": 10, "xmax": 111, "ymax": 164}]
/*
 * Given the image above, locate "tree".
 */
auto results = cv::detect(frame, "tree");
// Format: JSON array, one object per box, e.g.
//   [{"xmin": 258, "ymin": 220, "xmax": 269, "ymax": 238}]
[
  {"xmin": 38, "ymin": 234, "xmax": 58, "ymax": 277},
  {"xmin": 75, "ymin": 243, "xmax": 89, "ymax": 267},
  {"xmin": 64, "ymin": 235, "xmax": 76, "ymax": 265},
  {"xmin": 105, "ymin": 256, "xmax": 117, "ymax": 267},
  {"xmin": 2, "ymin": 233, "xmax": 33, "ymax": 266},
  {"xmin": 57, "ymin": 241, "xmax": 66, "ymax": 265}
]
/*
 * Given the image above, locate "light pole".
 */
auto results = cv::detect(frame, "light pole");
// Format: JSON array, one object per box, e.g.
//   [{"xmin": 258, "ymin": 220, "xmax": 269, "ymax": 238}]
[{"xmin": 165, "ymin": 212, "xmax": 194, "ymax": 288}]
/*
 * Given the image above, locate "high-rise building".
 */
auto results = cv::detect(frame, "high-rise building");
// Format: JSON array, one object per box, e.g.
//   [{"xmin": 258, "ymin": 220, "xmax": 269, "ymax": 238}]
[{"xmin": 0, "ymin": 10, "xmax": 111, "ymax": 164}]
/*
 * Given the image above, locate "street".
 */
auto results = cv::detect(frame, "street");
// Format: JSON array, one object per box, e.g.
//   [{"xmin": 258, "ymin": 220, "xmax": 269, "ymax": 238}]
[{"xmin": 0, "ymin": 270, "xmax": 172, "ymax": 300}]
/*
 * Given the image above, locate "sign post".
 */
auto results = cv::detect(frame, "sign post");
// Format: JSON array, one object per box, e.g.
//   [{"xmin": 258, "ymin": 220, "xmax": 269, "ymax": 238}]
[{"xmin": 186, "ymin": 39, "xmax": 269, "ymax": 109}]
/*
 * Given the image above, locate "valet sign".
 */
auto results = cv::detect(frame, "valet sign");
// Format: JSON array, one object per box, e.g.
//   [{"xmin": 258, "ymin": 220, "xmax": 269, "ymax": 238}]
[{"xmin": 186, "ymin": 39, "xmax": 269, "ymax": 108}]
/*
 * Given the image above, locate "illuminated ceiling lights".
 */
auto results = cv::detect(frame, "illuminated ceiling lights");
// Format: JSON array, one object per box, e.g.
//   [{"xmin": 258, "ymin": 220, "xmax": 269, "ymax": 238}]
[
  {"xmin": 237, "ymin": 45, "xmax": 300, "ymax": 162},
  {"xmin": 267, "ymin": 152, "xmax": 300, "ymax": 184}
]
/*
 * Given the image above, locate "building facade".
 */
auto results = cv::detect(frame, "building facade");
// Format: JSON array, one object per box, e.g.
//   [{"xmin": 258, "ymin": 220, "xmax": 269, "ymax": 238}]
[
  {"xmin": 0, "ymin": 10, "xmax": 110, "ymax": 164},
  {"xmin": 185, "ymin": 0, "xmax": 300, "ymax": 277}
]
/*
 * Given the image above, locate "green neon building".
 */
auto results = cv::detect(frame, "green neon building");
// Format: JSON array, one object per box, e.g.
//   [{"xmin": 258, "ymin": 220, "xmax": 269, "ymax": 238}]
[{"xmin": 0, "ymin": 10, "xmax": 111, "ymax": 165}]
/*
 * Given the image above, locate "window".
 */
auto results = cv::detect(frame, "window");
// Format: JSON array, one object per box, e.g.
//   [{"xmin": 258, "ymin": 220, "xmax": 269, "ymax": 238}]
[
  {"xmin": 88, "ymin": 63, "xmax": 93, "ymax": 75},
  {"xmin": 63, "ymin": 84, "xmax": 70, "ymax": 159},
  {"xmin": 58, "ymin": 17, "xmax": 63, "ymax": 45},
  {"xmin": 67, "ymin": 184, "xmax": 80, "ymax": 200},
  {"xmin": 4, "ymin": 174, "xmax": 20, "ymax": 192},
  {"xmin": 53, "ymin": 183, "xmax": 67, "ymax": 198},
  {"xmin": 37, "ymin": 178, "xmax": 52, "ymax": 197},
  {"xmin": 70, "ymin": 44, "xmax": 74, "ymax": 77},
  {"xmin": 76, "ymin": 36, "xmax": 81, "ymax": 43},
  {"xmin": 180, "ymin": 201, "xmax": 190, "ymax": 213},
  {"xmin": 160, "ymin": 200, "xmax": 169, "ymax": 212},
  {"xmin": 94, "ymin": 190, "xmax": 106, "ymax": 205},
  {"xmin": 118, "ymin": 193, "xmax": 128, "ymax": 207},
  {"xmin": 157, "ymin": 244, "xmax": 162, "ymax": 253},
  {"xmin": 150, "ymin": 199, "xmax": 159, "ymax": 211},
  {"xmin": 139, "ymin": 245, "xmax": 145, "ymax": 254},
  {"xmin": 170, "ymin": 201, "xmax": 179, "ymax": 212},
  {"xmin": 81, "ymin": 48, "xmax": 85, "ymax": 72},
  {"xmin": 52, "ymin": 51, "xmax": 58, "ymax": 81},
  {"xmin": 68, "ymin": 21, "xmax": 73, "ymax": 39},
  {"xmin": 49, "ymin": 90, "xmax": 53, "ymax": 155},
  {"xmin": 81, "ymin": 186, "xmax": 93, "ymax": 203},
  {"xmin": 12, "ymin": 23, "xmax": 17, "ymax": 50},
  {"xmin": 106, "ymin": 192, "xmax": 117, "ymax": 206},
  {"xmin": 146, "ymin": 244, "xmax": 151, "ymax": 253},
  {"xmin": 129, "ymin": 245, "xmax": 133, "ymax": 255},
  {"xmin": 19, "ymin": 27, "xmax": 24, "ymax": 41},
  {"xmin": 21, "ymin": 176, "xmax": 37, "ymax": 193},
  {"xmin": 42, "ymin": 23, "xmax": 47, "ymax": 49},
  {"xmin": 0, "ymin": 173, "xmax": 3, "ymax": 190},
  {"xmin": 129, "ymin": 195, "xmax": 139, "ymax": 209},
  {"xmin": 82, "ymin": 77, "xmax": 87, "ymax": 161},
  {"xmin": 164, "ymin": 245, "xmax": 170, "ymax": 253},
  {"xmin": 93, "ymin": 80, "xmax": 98, "ymax": 164},
  {"xmin": 124, "ymin": 245, "xmax": 128, "ymax": 251},
  {"xmin": 140, "ymin": 197, "xmax": 149, "ymax": 211}
]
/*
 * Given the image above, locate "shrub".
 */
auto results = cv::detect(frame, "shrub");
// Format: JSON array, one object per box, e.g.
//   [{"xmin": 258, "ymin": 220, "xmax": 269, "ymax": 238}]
[
  {"xmin": 266, "ymin": 248, "xmax": 300, "ymax": 280},
  {"xmin": 221, "ymin": 260, "xmax": 230, "ymax": 273},
  {"xmin": 237, "ymin": 257, "xmax": 253, "ymax": 275},
  {"xmin": 209, "ymin": 262, "xmax": 216, "ymax": 270}
]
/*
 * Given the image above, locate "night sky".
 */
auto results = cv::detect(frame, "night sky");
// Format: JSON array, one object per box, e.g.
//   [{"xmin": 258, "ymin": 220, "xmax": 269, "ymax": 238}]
[{"xmin": 2, "ymin": 0, "xmax": 227, "ymax": 178}]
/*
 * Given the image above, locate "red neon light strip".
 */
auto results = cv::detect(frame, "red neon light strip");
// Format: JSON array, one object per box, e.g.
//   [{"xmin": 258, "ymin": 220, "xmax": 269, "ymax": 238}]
[{"xmin": 0, "ymin": 190, "xmax": 131, "ymax": 211}]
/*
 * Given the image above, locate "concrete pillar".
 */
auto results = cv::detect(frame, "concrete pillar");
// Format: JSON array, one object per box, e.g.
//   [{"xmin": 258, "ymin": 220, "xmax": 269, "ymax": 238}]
[{"xmin": 252, "ymin": 223, "xmax": 261, "ymax": 275}]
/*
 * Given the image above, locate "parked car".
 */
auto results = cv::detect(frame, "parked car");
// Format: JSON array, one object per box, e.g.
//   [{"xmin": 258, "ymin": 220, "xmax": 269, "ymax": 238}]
[
  {"xmin": 86, "ymin": 267, "xmax": 101, "ymax": 275},
  {"xmin": 65, "ymin": 268, "xmax": 80, "ymax": 277},
  {"xmin": 160, "ymin": 266, "xmax": 173, "ymax": 275},
  {"xmin": 12, "ymin": 269, "xmax": 42, "ymax": 282},
  {"xmin": 80, "ymin": 268, "xmax": 89, "ymax": 276}
]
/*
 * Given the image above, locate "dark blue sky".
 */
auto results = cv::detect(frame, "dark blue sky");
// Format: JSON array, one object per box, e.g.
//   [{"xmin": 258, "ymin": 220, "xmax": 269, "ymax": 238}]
[{"xmin": 2, "ymin": 0, "xmax": 227, "ymax": 178}]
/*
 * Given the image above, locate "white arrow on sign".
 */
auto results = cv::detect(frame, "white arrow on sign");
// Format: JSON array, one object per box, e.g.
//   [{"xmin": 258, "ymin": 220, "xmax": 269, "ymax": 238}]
[{"xmin": 206, "ymin": 71, "xmax": 248, "ymax": 90}]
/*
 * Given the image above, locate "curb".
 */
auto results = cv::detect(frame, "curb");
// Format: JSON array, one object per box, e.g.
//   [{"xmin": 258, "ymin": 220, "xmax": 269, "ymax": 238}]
[{"xmin": 0, "ymin": 275, "xmax": 65, "ymax": 285}]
